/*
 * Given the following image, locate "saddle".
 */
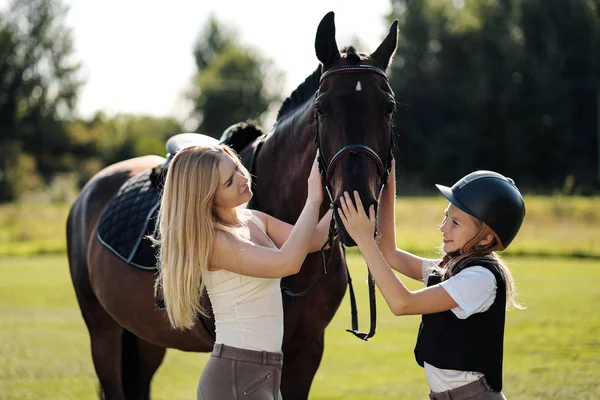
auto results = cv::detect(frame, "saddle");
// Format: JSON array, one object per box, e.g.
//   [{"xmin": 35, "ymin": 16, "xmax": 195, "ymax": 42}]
[{"xmin": 96, "ymin": 121, "xmax": 265, "ymax": 270}]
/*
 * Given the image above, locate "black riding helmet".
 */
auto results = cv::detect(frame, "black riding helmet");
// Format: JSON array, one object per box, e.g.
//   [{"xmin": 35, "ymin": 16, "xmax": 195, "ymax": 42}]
[{"xmin": 436, "ymin": 171, "xmax": 526, "ymax": 249}]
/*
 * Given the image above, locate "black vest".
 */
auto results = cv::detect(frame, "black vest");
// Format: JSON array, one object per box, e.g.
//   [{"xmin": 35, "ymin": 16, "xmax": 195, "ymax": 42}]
[{"xmin": 414, "ymin": 261, "xmax": 506, "ymax": 392}]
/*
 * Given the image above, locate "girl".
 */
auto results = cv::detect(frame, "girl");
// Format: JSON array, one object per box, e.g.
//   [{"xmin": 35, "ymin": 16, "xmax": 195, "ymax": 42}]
[
  {"xmin": 154, "ymin": 142, "xmax": 330, "ymax": 400},
  {"xmin": 337, "ymin": 162, "xmax": 525, "ymax": 400}
]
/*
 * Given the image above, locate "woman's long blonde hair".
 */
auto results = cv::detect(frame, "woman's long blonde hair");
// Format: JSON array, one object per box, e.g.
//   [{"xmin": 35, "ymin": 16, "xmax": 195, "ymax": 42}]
[
  {"xmin": 153, "ymin": 144, "xmax": 251, "ymax": 330},
  {"xmin": 438, "ymin": 218, "xmax": 524, "ymax": 310}
]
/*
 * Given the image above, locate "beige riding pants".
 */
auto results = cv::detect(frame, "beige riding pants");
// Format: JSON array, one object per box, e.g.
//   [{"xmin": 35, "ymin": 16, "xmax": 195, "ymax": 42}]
[
  {"xmin": 197, "ymin": 343, "xmax": 283, "ymax": 400},
  {"xmin": 429, "ymin": 377, "xmax": 507, "ymax": 400}
]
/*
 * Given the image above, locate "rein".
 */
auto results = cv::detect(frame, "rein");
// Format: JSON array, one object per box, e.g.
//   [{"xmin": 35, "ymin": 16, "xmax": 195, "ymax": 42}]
[{"xmin": 282, "ymin": 64, "xmax": 395, "ymax": 341}]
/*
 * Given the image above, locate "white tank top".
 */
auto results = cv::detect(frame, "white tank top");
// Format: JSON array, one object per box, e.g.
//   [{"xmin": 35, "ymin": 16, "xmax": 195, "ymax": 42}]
[{"xmin": 204, "ymin": 216, "xmax": 283, "ymax": 353}]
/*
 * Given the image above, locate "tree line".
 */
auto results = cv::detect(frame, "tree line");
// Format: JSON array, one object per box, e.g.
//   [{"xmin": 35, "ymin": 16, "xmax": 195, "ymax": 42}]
[
  {"xmin": 0, "ymin": 0, "xmax": 598, "ymax": 202},
  {"xmin": 389, "ymin": 0, "xmax": 600, "ymax": 194}
]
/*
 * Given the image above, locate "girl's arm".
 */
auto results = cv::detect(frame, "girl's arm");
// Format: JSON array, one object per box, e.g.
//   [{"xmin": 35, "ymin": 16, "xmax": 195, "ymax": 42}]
[
  {"xmin": 338, "ymin": 191, "xmax": 458, "ymax": 316},
  {"xmin": 376, "ymin": 161, "xmax": 424, "ymax": 281}
]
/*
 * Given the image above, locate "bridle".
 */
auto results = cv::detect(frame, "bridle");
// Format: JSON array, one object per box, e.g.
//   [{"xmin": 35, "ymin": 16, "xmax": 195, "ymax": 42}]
[
  {"xmin": 281, "ymin": 64, "xmax": 395, "ymax": 341},
  {"xmin": 315, "ymin": 65, "xmax": 395, "ymax": 205}
]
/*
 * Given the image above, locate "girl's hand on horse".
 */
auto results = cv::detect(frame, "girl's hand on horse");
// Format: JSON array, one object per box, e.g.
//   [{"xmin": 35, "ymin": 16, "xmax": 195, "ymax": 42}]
[
  {"xmin": 388, "ymin": 158, "xmax": 396, "ymax": 187},
  {"xmin": 307, "ymin": 151, "xmax": 323, "ymax": 204},
  {"xmin": 337, "ymin": 191, "xmax": 376, "ymax": 247}
]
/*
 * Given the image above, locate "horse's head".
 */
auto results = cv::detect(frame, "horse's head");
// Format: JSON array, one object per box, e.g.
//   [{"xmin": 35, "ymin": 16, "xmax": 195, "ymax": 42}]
[{"xmin": 314, "ymin": 12, "xmax": 398, "ymax": 247}]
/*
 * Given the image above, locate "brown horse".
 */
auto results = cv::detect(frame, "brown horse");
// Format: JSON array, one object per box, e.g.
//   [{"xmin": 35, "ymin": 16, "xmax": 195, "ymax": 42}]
[{"xmin": 66, "ymin": 12, "xmax": 398, "ymax": 400}]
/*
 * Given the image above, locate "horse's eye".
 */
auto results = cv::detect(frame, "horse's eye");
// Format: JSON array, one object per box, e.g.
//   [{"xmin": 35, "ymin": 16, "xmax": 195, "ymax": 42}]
[{"xmin": 315, "ymin": 105, "xmax": 324, "ymax": 116}]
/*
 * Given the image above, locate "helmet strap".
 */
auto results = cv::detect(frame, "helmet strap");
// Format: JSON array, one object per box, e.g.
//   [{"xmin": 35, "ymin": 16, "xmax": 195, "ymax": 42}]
[{"xmin": 439, "ymin": 225, "xmax": 503, "ymax": 280}]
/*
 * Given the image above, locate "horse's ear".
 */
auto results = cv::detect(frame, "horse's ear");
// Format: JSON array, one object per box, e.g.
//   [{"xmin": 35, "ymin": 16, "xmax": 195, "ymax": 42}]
[
  {"xmin": 315, "ymin": 11, "xmax": 341, "ymax": 68},
  {"xmin": 370, "ymin": 20, "xmax": 399, "ymax": 70}
]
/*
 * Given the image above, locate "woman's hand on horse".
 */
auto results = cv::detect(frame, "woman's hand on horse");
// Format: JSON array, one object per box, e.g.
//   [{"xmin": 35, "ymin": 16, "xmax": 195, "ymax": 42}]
[
  {"xmin": 307, "ymin": 151, "xmax": 323, "ymax": 204},
  {"xmin": 337, "ymin": 191, "xmax": 376, "ymax": 247}
]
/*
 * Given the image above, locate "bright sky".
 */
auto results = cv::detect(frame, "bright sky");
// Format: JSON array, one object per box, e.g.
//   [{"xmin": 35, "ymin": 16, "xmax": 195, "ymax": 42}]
[{"xmin": 4, "ymin": 0, "xmax": 394, "ymax": 126}]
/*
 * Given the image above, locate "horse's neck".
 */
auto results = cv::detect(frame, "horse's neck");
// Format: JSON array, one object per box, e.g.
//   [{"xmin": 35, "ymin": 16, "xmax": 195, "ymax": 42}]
[
  {"xmin": 268, "ymin": 99, "xmax": 315, "ymax": 161},
  {"xmin": 274, "ymin": 125, "xmax": 312, "ymax": 157},
  {"xmin": 257, "ymin": 103, "xmax": 315, "ymax": 221}
]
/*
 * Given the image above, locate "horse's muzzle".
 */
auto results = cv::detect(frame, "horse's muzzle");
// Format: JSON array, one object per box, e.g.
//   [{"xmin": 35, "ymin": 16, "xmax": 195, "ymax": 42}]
[{"xmin": 333, "ymin": 196, "xmax": 378, "ymax": 247}]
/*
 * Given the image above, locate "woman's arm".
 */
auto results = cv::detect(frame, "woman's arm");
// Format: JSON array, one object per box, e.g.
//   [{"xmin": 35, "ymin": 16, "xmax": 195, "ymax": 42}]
[
  {"xmin": 213, "ymin": 200, "xmax": 321, "ymax": 278},
  {"xmin": 212, "ymin": 154, "xmax": 324, "ymax": 278},
  {"xmin": 338, "ymin": 191, "xmax": 458, "ymax": 316},
  {"xmin": 376, "ymin": 162, "xmax": 424, "ymax": 281},
  {"xmin": 254, "ymin": 209, "xmax": 333, "ymax": 253}
]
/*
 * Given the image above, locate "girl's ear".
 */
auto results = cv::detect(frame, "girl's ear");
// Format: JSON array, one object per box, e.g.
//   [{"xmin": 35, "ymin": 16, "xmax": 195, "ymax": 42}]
[{"xmin": 479, "ymin": 233, "xmax": 494, "ymax": 247}]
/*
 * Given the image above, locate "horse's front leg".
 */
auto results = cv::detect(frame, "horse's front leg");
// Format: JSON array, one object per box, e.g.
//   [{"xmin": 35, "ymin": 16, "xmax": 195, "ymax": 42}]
[{"xmin": 280, "ymin": 333, "xmax": 325, "ymax": 400}]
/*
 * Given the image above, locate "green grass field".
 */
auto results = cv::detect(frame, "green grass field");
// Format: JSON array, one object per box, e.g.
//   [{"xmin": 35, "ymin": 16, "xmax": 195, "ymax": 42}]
[
  {"xmin": 1, "ymin": 196, "xmax": 599, "ymax": 399},
  {"xmin": 1, "ymin": 196, "xmax": 599, "ymax": 258},
  {"xmin": 1, "ymin": 254, "xmax": 599, "ymax": 400}
]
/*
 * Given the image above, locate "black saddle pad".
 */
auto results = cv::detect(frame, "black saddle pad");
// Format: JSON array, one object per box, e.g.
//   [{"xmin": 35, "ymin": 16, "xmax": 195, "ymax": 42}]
[{"xmin": 97, "ymin": 169, "xmax": 161, "ymax": 270}]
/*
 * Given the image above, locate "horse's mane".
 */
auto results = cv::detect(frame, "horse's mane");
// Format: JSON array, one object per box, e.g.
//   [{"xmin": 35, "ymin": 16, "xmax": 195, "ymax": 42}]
[
  {"xmin": 340, "ymin": 46, "xmax": 366, "ymax": 63},
  {"xmin": 275, "ymin": 47, "xmax": 369, "ymax": 123},
  {"xmin": 275, "ymin": 66, "xmax": 322, "ymax": 122}
]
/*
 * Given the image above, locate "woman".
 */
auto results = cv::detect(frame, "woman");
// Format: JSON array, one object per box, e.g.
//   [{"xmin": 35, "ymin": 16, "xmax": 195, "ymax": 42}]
[{"xmin": 154, "ymin": 143, "xmax": 330, "ymax": 399}]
